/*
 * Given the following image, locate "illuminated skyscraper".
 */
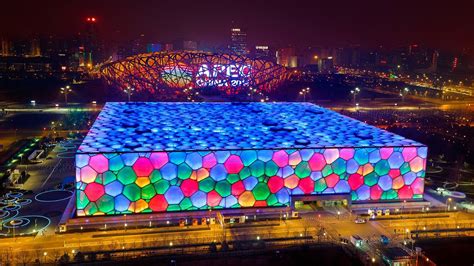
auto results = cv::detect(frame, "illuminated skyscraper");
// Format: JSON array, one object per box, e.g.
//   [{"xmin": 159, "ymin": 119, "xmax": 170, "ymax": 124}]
[
  {"xmin": 1, "ymin": 39, "xmax": 11, "ymax": 56},
  {"xmin": 183, "ymin": 40, "xmax": 198, "ymax": 51},
  {"xmin": 276, "ymin": 47, "xmax": 297, "ymax": 68},
  {"xmin": 81, "ymin": 17, "xmax": 100, "ymax": 68},
  {"xmin": 30, "ymin": 38, "xmax": 41, "ymax": 57},
  {"xmin": 230, "ymin": 28, "xmax": 248, "ymax": 55}
]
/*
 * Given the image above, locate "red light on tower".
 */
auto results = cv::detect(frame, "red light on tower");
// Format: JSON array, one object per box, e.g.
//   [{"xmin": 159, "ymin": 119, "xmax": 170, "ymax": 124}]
[
  {"xmin": 86, "ymin": 17, "xmax": 97, "ymax": 23},
  {"xmin": 91, "ymin": 17, "xmax": 96, "ymax": 22},
  {"xmin": 87, "ymin": 17, "xmax": 91, "ymax": 22}
]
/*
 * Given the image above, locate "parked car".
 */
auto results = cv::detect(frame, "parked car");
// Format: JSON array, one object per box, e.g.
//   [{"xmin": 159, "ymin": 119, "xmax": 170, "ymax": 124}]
[
  {"xmin": 380, "ymin": 235, "xmax": 390, "ymax": 245},
  {"xmin": 354, "ymin": 217, "xmax": 367, "ymax": 224}
]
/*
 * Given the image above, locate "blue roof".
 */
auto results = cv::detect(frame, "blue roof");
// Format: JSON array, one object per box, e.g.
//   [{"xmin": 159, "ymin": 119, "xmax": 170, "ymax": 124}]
[{"xmin": 78, "ymin": 102, "xmax": 424, "ymax": 153}]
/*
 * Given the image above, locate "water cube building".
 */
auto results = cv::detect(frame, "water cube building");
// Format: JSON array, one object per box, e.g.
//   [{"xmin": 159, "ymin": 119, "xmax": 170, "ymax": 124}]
[{"xmin": 75, "ymin": 102, "xmax": 427, "ymax": 216}]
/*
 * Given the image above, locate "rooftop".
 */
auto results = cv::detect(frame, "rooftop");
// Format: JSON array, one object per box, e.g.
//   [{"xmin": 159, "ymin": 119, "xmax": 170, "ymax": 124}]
[
  {"xmin": 382, "ymin": 247, "xmax": 413, "ymax": 261},
  {"xmin": 78, "ymin": 102, "xmax": 424, "ymax": 153}
]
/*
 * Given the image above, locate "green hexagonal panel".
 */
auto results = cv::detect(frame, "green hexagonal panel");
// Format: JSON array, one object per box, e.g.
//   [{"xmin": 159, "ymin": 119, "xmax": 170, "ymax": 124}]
[
  {"xmin": 199, "ymin": 178, "xmax": 215, "ymax": 193},
  {"xmin": 178, "ymin": 164, "xmax": 192, "ymax": 180},
  {"xmin": 109, "ymin": 155, "xmax": 124, "ymax": 172},
  {"xmin": 266, "ymin": 194, "xmax": 278, "ymax": 206},
  {"xmin": 321, "ymin": 165, "xmax": 333, "ymax": 177},
  {"xmin": 227, "ymin": 174, "xmax": 240, "ymax": 184},
  {"xmin": 102, "ymin": 171, "xmax": 117, "ymax": 185},
  {"xmin": 154, "ymin": 179, "xmax": 170, "ymax": 194},
  {"xmin": 295, "ymin": 162, "xmax": 311, "ymax": 178},
  {"xmin": 150, "ymin": 170, "xmax": 162, "ymax": 183},
  {"xmin": 123, "ymin": 183, "xmax": 141, "ymax": 201},
  {"xmin": 332, "ymin": 158, "xmax": 346, "ymax": 175},
  {"xmin": 364, "ymin": 172, "xmax": 378, "ymax": 187},
  {"xmin": 315, "ymin": 178, "xmax": 327, "ymax": 192},
  {"xmin": 265, "ymin": 161, "xmax": 279, "ymax": 177},
  {"xmin": 215, "ymin": 180, "xmax": 231, "ymax": 197},
  {"xmin": 400, "ymin": 162, "xmax": 411, "ymax": 175},
  {"xmin": 141, "ymin": 184, "xmax": 156, "ymax": 200},
  {"xmin": 77, "ymin": 190, "xmax": 89, "ymax": 209},
  {"xmin": 250, "ymin": 161, "xmax": 265, "ymax": 177},
  {"xmin": 253, "ymin": 183, "xmax": 270, "ymax": 200},
  {"xmin": 374, "ymin": 160, "xmax": 390, "ymax": 176},
  {"xmin": 117, "ymin": 166, "xmax": 137, "ymax": 185},
  {"xmin": 167, "ymin": 204, "xmax": 181, "ymax": 212},
  {"xmin": 239, "ymin": 167, "xmax": 251, "ymax": 179},
  {"xmin": 97, "ymin": 194, "xmax": 114, "ymax": 213},
  {"xmin": 381, "ymin": 189, "xmax": 398, "ymax": 200},
  {"xmin": 179, "ymin": 198, "xmax": 193, "ymax": 210},
  {"xmin": 351, "ymin": 191, "xmax": 358, "ymax": 201},
  {"xmin": 84, "ymin": 202, "xmax": 98, "ymax": 215}
]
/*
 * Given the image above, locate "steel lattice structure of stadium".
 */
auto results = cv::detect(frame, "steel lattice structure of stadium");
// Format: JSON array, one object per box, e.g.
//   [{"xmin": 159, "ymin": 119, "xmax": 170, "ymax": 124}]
[{"xmin": 100, "ymin": 51, "xmax": 292, "ymax": 96}]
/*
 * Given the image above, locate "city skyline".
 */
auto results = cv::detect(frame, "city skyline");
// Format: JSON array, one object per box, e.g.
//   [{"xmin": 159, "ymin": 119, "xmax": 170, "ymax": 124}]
[{"xmin": 1, "ymin": 0, "xmax": 473, "ymax": 51}]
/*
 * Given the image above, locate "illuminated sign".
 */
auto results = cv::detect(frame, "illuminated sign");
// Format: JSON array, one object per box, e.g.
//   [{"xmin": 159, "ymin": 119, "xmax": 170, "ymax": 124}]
[{"xmin": 196, "ymin": 64, "xmax": 252, "ymax": 87}]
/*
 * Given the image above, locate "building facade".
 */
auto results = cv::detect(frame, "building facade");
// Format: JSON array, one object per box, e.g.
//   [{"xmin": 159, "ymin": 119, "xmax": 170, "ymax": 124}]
[{"xmin": 75, "ymin": 102, "xmax": 427, "ymax": 216}]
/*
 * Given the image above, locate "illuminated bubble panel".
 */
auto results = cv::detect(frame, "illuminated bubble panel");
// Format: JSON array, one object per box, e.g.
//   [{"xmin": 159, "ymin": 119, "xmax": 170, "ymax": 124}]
[
  {"xmin": 76, "ymin": 147, "xmax": 427, "ymax": 216},
  {"xmin": 78, "ymin": 102, "xmax": 423, "ymax": 153}
]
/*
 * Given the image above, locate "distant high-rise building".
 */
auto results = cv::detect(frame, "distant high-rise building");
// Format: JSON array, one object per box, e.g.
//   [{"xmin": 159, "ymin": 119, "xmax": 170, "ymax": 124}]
[
  {"xmin": 318, "ymin": 57, "xmax": 334, "ymax": 73},
  {"xmin": 81, "ymin": 16, "xmax": 105, "ymax": 68},
  {"xmin": 163, "ymin": 43, "xmax": 174, "ymax": 51},
  {"xmin": 276, "ymin": 47, "xmax": 297, "ymax": 68},
  {"xmin": 230, "ymin": 28, "xmax": 248, "ymax": 55},
  {"xmin": 1, "ymin": 39, "xmax": 11, "ymax": 56},
  {"xmin": 451, "ymin": 57, "xmax": 458, "ymax": 72},
  {"xmin": 183, "ymin": 40, "xmax": 198, "ymax": 51},
  {"xmin": 131, "ymin": 34, "xmax": 147, "ymax": 55},
  {"xmin": 147, "ymin": 43, "xmax": 162, "ymax": 53},
  {"xmin": 30, "ymin": 38, "xmax": 41, "ymax": 57},
  {"xmin": 173, "ymin": 40, "xmax": 198, "ymax": 51}
]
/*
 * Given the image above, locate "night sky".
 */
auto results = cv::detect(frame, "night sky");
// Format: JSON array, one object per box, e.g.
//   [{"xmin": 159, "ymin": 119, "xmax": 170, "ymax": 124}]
[{"xmin": 1, "ymin": 0, "xmax": 473, "ymax": 50}]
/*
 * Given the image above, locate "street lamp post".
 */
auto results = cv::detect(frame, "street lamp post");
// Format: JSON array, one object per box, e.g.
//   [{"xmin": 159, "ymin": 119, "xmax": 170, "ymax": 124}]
[
  {"xmin": 60, "ymin": 86, "xmax": 72, "ymax": 104},
  {"xmin": 124, "ymin": 87, "xmax": 134, "ymax": 102},
  {"xmin": 350, "ymin": 87, "xmax": 360, "ymax": 104},
  {"xmin": 299, "ymin": 87, "xmax": 310, "ymax": 102},
  {"xmin": 446, "ymin": 198, "xmax": 452, "ymax": 211},
  {"xmin": 400, "ymin": 87, "xmax": 409, "ymax": 102}
]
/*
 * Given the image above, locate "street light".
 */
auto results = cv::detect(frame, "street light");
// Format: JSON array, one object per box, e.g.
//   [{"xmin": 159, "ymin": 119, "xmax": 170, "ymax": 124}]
[
  {"xmin": 60, "ymin": 86, "xmax": 72, "ymax": 104},
  {"xmin": 400, "ymin": 87, "xmax": 409, "ymax": 102},
  {"xmin": 124, "ymin": 87, "xmax": 134, "ymax": 102},
  {"xmin": 350, "ymin": 87, "xmax": 360, "ymax": 103},
  {"xmin": 299, "ymin": 87, "xmax": 310, "ymax": 102},
  {"xmin": 446, "ymin": 198, "xmax": 452, "ymax": 211}
]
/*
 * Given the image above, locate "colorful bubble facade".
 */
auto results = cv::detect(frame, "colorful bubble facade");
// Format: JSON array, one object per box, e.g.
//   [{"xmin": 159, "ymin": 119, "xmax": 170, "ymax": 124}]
[
  {"xmin": 78, "ymin": 102, "xmax": 423, "ymax": 153},
  {"xmin": 76, "ymin": 103, "xmax": 427, "ymax": 216}
]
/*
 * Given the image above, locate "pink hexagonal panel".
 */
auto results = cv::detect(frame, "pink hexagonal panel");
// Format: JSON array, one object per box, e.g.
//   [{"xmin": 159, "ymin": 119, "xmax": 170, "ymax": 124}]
[
  {"xmin": 133, "ymin": 157, "xmax": 154, "ymax": 176},
  {"xmin": 150, "ymin": 152, "xmax": 168, "ymax": 169},
  {"xmin": 224, "ymin": 155, "xmax": 244, "ymax": 174},
  {"xmin": 89, "ymin": 154, "xmax": 109, "ymax": 173}
]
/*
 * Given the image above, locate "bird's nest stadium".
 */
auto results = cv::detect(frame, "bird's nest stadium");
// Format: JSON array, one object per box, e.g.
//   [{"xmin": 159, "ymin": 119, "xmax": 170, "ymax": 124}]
[{"xmin": 100, "ymin": 51, "xmax": 292, "ymax": 96}]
